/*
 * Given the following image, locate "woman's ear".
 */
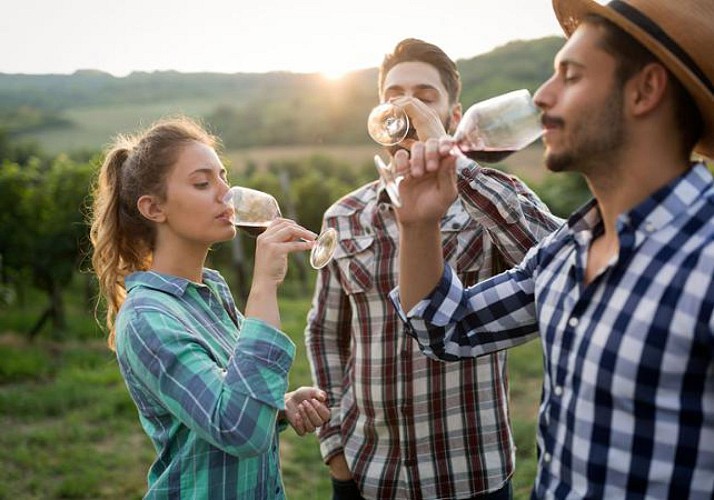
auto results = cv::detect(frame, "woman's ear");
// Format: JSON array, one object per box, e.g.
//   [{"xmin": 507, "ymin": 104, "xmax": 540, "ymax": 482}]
[{"xmin": 137, "ymin": 195, "xmax": 166, "ymax": 223}]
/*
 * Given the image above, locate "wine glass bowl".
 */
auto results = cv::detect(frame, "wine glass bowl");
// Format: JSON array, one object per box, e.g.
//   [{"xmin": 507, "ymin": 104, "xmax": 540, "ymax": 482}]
[
  {"xmin": 227, "ymin": 186, "xmax": 281, "ymax": 232},
  {"xmin": 454, "ymin": 89, "xmax": 542, "ymax": 162},
  {"xmin": 224, "ymin": 186, "xmax": 337, "ymax": 269},
  {"xmin": 367, "ymin": 102, "xmax": 410, "ymax": 146}
]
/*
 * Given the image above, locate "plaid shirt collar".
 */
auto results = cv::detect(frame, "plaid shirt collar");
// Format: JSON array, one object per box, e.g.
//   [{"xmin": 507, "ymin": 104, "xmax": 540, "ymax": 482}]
[
  {"xmin": 125, "ymin": 268, "xmax": 223, "ymax": 298},
  {"xmin": 566, "ymin": 162, "xmax": 713, "ymax": 242}
]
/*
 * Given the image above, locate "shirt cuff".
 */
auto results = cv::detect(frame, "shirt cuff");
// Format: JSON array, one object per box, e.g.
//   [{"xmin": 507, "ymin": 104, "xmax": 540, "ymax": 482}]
[
  {"xmin": 389, "ymin": 265, "xmax": 463, "ymax": 328},
  {"xmin": 318, "ymin": 432, "xmax": 345, "ymax": 464},
  {"xmin": 239, "ymin": 318, "xmax": 296, "ymax": 367},
  {"xmin": 226, "ymin": 318, "xmax": 296, "ymax": 409}
]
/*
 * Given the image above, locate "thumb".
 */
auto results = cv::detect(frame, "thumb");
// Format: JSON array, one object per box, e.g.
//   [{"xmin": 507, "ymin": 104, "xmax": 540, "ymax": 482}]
[{"xmin": 309, "ymin": 388, "xmax": 328, "ymax": 402}]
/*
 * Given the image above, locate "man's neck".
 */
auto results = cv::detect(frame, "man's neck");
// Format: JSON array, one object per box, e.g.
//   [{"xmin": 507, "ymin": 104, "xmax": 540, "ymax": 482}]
[
  {"xmin": 581, "ymin": 147, "xmax": 690, "ymax": 286},
  {"xmin": 585, "ymin": 147, "xmax": 690, "ymax": 237}
]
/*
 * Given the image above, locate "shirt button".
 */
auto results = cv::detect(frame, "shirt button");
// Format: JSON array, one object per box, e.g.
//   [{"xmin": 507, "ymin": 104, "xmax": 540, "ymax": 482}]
[
  {"xmin": 568, "ymin": 317, "xmax": 579, "ymax": 328},
  {"xmin": 451, "ymin": 222, "xmax": 460, "ymax": 230},
  {"xmin": 543, "ymin": 452, "xmax": 552, "ymax": 463},
  {"xmin": 554, "ymin": 386, "xmax": 563, "ymax": 397},
  {"xmin": 645, "ymin": 221, "xmax": 656, "ymax": 232}
]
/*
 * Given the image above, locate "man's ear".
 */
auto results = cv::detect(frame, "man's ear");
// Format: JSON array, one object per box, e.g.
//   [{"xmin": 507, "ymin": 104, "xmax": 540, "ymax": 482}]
[
  {"xmin": 137, "ymin": 195, "xmax": 166, "ymax": 223},
  {"xmin": 449, "ymin": 102, "xmax": 463, "ymax": 134},
  {"xmin": 629, "ymin": 62, "xmax": 668, "ymax": 117}
]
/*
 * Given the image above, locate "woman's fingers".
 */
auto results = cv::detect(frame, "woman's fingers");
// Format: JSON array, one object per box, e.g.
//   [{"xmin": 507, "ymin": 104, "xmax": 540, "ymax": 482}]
[
  {"xmin": 297, "ymin": 399, "xmax": 328, "ymax": 431},
  {"xmin": 262, "ymin": 218, "xmax": 316, "ymax": 242}
]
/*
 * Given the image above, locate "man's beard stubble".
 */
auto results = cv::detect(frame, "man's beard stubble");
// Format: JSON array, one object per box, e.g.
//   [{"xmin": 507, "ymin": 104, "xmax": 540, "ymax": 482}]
[{"xmin": 545, "ymin": 85, "xmax": 626, "ymax": 175}]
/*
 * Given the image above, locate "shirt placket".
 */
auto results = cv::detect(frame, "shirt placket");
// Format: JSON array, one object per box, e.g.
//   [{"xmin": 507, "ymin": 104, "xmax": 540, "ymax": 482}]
[
  {"xmin": 191, "ymin": 284, "xmax": 235, "ymax": 353},
  {"xmin": 400, "ymin": 327, "xmax": 420, "ymax": 498},
  {"xmin": 373, "ymin": 200, "xmax": 420, "ymax": 496},
  {"xmin": 542, "ymin": 240, "xmax": 587, "ymax": 473}
]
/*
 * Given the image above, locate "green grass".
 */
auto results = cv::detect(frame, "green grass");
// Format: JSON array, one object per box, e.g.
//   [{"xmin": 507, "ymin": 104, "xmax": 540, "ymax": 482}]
[{"xmin": 0, "ymin": 285, "xmax": 542, "ymax": 499}]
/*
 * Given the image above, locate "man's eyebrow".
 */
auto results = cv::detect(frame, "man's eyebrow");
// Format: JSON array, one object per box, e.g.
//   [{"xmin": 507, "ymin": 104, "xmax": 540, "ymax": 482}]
[
  {"xmin": 556, "ymin": 57, "xmax": 586, "ymax": 70},
  {"xmin": 384, "ymin": 83, "xmax": 439, "ymax": 93}
]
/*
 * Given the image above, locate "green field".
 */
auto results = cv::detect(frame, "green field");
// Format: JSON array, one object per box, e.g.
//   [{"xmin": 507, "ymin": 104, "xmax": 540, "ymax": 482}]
[
  {"xmin": 0, "ymin": 279, "xmax": 543, "ymax": 499},
  {"xmin": 16, "ymin": 98, "xmax": 220, "ymax": 154}
]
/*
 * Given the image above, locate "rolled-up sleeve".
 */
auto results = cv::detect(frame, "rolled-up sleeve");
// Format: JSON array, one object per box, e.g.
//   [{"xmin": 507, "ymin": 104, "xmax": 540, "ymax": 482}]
[{"xmin": 119, "ymin": 310, "xmax": 295, "ymax": 457}]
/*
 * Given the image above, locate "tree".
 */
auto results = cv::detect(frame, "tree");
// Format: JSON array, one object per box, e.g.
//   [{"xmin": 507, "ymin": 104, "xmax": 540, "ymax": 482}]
[
  {"xmin": 25, "ymin": 155, "xmax": 94, "ymax": 337},
  {"xmin": 0, "ymin": 160, "xmax": 36, "ymax": 292},
  {"xmin": 0, "ymin": 149, "xmax": 94, "ymax": 339}
]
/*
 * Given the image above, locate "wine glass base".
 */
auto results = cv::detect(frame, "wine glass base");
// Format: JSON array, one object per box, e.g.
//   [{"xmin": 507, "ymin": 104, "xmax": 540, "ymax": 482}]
[{"xmin": 310, "ymin": 228, "xmax": 338, "ymax": 269}]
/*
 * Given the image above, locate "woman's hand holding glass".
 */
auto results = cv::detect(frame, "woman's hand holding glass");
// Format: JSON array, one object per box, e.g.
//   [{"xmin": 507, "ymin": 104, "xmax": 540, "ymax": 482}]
[
  {"xmin": 225, "ymin": 186, "xmax": 337, "ymax": 270},
  {"xmin": 252, "ymin": 218, "xmax": 317, "ymax": 288}
]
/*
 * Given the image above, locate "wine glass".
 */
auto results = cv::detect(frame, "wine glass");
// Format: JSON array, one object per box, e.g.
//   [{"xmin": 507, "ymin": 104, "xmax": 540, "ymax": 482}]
[
  {"xmin": 367, "ymin": 102, "xmax": 410, "ymax": 146},
  {"xmin": 366, "ymin": 89, "xmax": 543, "ymax": 206},
  {"xmin": 224, "ymin": 186, "xmax": 338, "ymax": 269},
  {"xmin": 453, "ymin": 89, "xmax": 542, "ymax": 162}
]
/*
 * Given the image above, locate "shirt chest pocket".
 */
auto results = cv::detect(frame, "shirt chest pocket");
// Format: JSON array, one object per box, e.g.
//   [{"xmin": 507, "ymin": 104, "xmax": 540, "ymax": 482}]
[{"xmin": 333, "ymin": 235, "xmax": 375, "ymax": 295}]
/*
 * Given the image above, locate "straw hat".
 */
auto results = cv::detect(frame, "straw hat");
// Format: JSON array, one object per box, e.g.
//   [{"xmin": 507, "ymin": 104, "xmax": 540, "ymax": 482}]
[{"xmin": 552, "ymin": 0, "xmax": 714, "ymax": 159}]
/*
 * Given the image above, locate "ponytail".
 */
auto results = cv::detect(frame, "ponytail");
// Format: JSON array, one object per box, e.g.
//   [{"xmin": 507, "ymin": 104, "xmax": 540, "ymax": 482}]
[
  {"xmin": 89, "ymin": 117, "xmax": 216, "ymax": 350},
  {"xmin": 91, "ymin": 142, "xmax": 146, "ymax": 349}
]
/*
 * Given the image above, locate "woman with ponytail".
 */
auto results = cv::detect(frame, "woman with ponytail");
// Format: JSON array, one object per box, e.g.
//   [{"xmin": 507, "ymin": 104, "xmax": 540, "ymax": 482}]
[{"xmin": 89, "ymin": 116, "xmax": 329, "ymax": 499}]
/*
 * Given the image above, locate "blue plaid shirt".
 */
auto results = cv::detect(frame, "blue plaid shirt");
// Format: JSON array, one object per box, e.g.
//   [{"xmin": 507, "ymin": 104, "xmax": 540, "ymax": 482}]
[
  {"xmin": 115, "ymin": 269, "xmax": 295, "ymax": 499},
  {"xmin": 391, "ymin": 163, "xmax": 714, "ymax": 498}
]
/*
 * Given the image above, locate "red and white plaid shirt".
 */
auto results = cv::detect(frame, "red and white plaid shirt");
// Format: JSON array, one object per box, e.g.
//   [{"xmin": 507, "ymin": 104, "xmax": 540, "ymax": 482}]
[{"xmin": 305, "ymin": 159, "xmax": 561, "ymax": 499}]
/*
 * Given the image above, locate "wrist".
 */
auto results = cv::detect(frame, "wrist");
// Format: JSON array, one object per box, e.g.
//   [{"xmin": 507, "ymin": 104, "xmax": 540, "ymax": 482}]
[
  {"xmin": 328, "ymin": 455, "xmax": 353, "ymax": 480},
  {"xmin": 397, "ymin": 218, "xmax": 442, "ymax": 236},
  {"xmin": 248, "ymin": 279, "xmax": 279, "ymax": 299}
]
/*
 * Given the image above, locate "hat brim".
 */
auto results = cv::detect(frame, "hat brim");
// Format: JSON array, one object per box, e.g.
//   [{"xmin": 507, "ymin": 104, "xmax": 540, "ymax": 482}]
[{"xmin": 552, "ymin": 0, "xmax": 714, "ymax": 159}]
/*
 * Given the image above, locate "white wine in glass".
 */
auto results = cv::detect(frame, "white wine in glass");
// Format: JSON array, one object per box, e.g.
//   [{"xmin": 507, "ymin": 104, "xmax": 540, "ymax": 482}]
[{"xmin": 225, "ymin": 186, "xmax": 338, "ymax": 270}]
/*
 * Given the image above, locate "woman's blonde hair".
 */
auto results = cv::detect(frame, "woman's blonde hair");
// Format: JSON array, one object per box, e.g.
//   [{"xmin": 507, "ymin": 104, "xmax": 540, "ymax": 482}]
[{"xmin": 89, "ymin": 116, "xmax": 217, "ymax": 350}]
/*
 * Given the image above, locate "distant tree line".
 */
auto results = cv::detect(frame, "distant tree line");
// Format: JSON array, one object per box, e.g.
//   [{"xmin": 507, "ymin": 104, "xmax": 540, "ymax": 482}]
[{"xmin": 1, "ymin": 37, "xmax": 565, "ymax": 149}]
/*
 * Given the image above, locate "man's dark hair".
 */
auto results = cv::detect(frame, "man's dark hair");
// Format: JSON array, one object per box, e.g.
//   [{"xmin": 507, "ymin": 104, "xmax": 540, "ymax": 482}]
[{"xmin": 378, "ymin": 38, "xmax": 462, "ymax": 105}]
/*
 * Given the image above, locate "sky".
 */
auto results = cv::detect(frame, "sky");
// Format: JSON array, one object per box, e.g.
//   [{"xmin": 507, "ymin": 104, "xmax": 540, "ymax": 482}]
[{"xmin": 1, "ymin": 0, "xmax": 566, "ymax": 78}]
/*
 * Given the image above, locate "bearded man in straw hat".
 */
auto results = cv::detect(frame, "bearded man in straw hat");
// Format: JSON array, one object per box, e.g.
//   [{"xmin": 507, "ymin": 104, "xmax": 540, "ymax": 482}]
[{"xmin": 388, "ymin": 0, "xmax": 714, "ymax": 497}]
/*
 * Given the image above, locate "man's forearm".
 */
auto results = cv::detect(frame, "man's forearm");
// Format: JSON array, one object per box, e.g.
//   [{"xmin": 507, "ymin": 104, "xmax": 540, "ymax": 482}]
[{"xmin": 398, "ymin": 221, "xmax": 444, "ymax": 311}]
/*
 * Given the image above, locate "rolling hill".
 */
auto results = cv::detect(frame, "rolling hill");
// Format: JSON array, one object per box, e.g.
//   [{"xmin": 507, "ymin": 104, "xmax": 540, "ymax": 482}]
[{"xmin": 0, "ymin": 36, "xmax": 564, "ymax": 154}]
